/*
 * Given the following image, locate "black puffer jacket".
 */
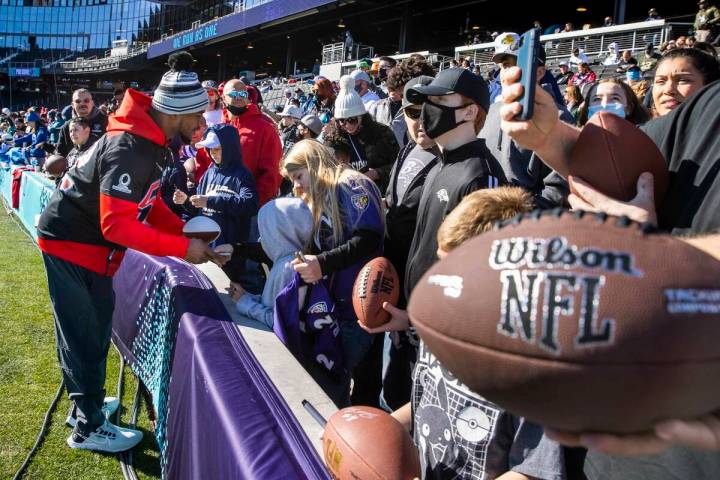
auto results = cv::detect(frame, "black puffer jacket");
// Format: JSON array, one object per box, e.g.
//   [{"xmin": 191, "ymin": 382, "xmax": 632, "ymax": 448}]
[{"xmin": 325, "ymin": 114, "xmax": 399, "ymax": 193}]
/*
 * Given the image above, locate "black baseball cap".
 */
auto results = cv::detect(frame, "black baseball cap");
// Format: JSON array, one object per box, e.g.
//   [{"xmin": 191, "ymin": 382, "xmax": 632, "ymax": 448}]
[
  {"xmin": 402, "ymin": 75, "xmax": 435, "ymax": 109},
  {"xmin": 406, "ymin": 68, "xmax": 490, "ymax": 112}
]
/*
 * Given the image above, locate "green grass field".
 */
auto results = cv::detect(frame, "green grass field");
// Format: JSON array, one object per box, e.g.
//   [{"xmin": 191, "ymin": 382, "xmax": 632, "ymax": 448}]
[{"xmin": 0, "ymin": 208, "xmax": 161, "ymax": 479}]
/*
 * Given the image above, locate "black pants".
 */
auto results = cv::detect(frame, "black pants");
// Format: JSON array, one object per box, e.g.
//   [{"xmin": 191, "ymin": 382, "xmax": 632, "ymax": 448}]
[{"xmin": 42, "ymin": 253, "xmax": 114, "ymax": 435}]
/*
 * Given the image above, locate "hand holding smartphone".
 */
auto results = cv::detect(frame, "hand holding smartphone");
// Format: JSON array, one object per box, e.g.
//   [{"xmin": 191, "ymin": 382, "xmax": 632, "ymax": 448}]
[{"xmin": 515, "ymin": 28, "xmax": 541, "ymax": 121}]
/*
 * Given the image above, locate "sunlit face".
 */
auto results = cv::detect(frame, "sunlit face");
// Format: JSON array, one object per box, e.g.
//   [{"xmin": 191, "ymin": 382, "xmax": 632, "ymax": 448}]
[
  {"xmin": 209, "ymin": 146, "xmax": 222, "ymax": 165},
  {"xmin": 289, "ymin": 167, "xmax": 310, "ymax": 196},
  {"xmin": 223, "ymin": 81, "xmax": 249, "ymax": 108},
  {"xmin": 590, "ymin": 82, "xmax": 628, "ymax": 111},
  {"xmin": 387, "ymin": 87, "xmax": 403, "ymax": 103},
  {"xmin": 280, "ymin": 116, "xmax": 295, "ymax": 128},
  {"xmin": 69, "ymin": 123, "xmax": 90, "ymax": 146},
  {"xmin": 337, "ymin": 115, "xmax": 362, "ymax": 135},
  {"xmin": 191, "ymin": 116, "xmax": 207, "ymax": 144},
  {"xmin": 72, "ymin": 92, "xmax": 94, "ymax": 117},
  {"xmin": 653, "ymin": 57, "xmax": 704, "ymax": 116},
  {"xmin": 177, "ymin": 112, "xmax": 205, "ymax": 144},
  {"xmin": 403, "ymin": 105, "xmax": 433, "ymax": 148}
]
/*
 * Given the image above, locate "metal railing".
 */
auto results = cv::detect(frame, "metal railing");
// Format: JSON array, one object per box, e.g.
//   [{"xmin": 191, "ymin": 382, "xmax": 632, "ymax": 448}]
[
  {"xmin": 321, "ymin": 42, "xmax": 375, "ymax": 65},
  {"xmin": 455, "ymin": 20, "xmax": 694, "ymax": 70},
  {"xmin": 59, "ymin": 42, "xmax": 148, "ymax": 73}
]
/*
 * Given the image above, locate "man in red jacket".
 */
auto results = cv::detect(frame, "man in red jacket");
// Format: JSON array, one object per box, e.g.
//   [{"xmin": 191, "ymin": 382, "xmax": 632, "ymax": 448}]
[
  {"xmin": 37, "ymin": 52, "xmax": 223, "ymax": 453},
  {"xmin": 222, "ymin": 78, "xmax": 282, "ymax": 205}
]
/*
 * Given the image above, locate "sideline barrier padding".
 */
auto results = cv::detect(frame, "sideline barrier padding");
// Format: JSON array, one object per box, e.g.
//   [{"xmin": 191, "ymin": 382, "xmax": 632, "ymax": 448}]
[{"xmin": 1, "ymin": 165, "xmax": 334, "ymax": 479}]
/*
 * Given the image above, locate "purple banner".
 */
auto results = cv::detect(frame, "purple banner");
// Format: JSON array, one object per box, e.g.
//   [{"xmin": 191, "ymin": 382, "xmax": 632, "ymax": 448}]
[
  {"xmin": 112, "ymin": 250, "xmax": 330, "ymax": 479},
  {"xmin": 147, "ymin": 0, "xmax": 336, "ymax": 59}
]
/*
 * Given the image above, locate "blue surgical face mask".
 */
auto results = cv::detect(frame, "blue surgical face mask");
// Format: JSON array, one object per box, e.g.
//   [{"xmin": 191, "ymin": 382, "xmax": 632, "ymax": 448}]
[{"xmin": 588, "ymin": 102, "xmax": 626, "ymax": 119}]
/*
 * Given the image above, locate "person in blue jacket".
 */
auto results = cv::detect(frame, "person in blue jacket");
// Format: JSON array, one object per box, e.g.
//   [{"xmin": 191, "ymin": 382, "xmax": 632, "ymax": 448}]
[
  {"xmin": 282, "ymin": 139, "xmax": 385, "ymax": 406},
  {"xmin": 14, "ymin": 111, "xmax": 49, "ymax": 151},
  {"xmin": 48, "ymin": 110, "xmax": 66, "ymax": 146},
  {"xmin": 173, "ymin": 124, "xmax": 259, "ymax": 283}
]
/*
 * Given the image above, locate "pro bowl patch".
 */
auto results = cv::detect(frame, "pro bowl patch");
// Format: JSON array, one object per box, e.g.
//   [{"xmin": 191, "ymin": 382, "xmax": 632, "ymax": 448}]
[{"xmin": 351, "ymin": 193, "xmax": 369, "ymax": 211}]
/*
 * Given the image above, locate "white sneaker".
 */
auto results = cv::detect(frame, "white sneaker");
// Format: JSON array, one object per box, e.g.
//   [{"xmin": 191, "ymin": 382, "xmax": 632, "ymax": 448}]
[
  {"xmin": 66, "ymin": 419, "xmax": 143, "ymax": 453},
  {"xmin": 65, "ymin": 397, "xmax": 121, "ymax": 428}
]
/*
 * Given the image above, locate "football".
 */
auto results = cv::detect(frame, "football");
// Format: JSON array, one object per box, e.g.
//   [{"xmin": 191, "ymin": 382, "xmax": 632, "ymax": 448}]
[
  {"xmin": 353, "ymin": 257, "xmax": 400, "ymax": 328},
  {"xmin": 182, "ymin": 216, "xmax": 221, "ymax": 242},
  {"xmin": 43, "ymin": 154, "xmax": 67, "ymax": 177},
  {"xmin": 408, "ymin": 211, "xmax": 720, "ymax": 433},
  {"xmin": 568, "ymin": 111, "xmax": 668, "ymax": 207},
  {"xmin": 322, "ymin": 406, "xmax": 420, "ymax": 480}
]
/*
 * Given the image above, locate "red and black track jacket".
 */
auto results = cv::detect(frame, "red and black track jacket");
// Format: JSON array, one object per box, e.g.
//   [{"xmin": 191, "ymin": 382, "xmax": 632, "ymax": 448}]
[{"xmin": 37, "ymin": 89, "xmax": 190, "ymax": 276}]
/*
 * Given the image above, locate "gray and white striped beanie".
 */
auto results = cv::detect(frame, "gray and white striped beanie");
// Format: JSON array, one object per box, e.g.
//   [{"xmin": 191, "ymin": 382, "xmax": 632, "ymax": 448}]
[{"xmin": 152, "ymin": 52, "xmax": 208, "ymax": 115}]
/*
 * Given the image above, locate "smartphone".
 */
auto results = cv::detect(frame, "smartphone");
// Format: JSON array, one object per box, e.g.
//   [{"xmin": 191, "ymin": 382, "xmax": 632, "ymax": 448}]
[{"xmin": 515, "ymin": 28, "xmax": 540, "ymax": 121}]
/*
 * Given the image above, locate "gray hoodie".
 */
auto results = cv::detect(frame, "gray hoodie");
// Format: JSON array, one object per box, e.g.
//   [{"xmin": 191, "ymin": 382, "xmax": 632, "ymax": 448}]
[{"xmin": 235, "ymin": 197, "xmax": 313, "ymax": 328}]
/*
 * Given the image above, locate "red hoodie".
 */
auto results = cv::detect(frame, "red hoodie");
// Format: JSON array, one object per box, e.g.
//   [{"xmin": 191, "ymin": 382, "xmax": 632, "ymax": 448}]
[
  {"xmin": 223, "ymin": 103, "xmax": 282, "ymax": 205},
  {"xmin": 37, "ymin": 89, "xmax": 189, "ymax": 276}
]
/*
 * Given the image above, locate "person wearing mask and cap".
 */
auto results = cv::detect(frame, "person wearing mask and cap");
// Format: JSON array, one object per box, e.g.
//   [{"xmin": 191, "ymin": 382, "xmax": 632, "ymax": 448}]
[
  {"xmin": 36, "ymin": 50, "xmax": 223, "ymax": 454},
  {"xmin": 56, "ymin": 88, "xmax": 107, "ymax": 157},
  {"xmin": 202, "ymin": 80, "xmax": 224, "ymax": 127},
  {"xmin": 278, "ymin": 104, "xmax": 303, "ymax": 156},
  {"xmin": 350, "ymin": 69, "xmax": 381, "ymax": 109},
  {"xmin": 222, "ymin": 78, "xmax": 282, "ymax": 207},
  {"xmin": 297, "ymin": 114, "xmax": 323, "ymax": 140}
]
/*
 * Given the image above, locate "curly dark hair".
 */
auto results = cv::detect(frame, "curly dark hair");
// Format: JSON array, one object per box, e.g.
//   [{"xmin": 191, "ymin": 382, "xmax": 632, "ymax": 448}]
[{"xmin": 385, "ymin": 58, "xmax": 437, "ymax": 91}]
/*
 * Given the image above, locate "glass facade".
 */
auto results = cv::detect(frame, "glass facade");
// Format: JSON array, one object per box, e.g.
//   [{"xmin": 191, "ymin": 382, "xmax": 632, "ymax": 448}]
[{"xmin": 0, "ymin": 0, "xmax": 275, "ymax": 56}]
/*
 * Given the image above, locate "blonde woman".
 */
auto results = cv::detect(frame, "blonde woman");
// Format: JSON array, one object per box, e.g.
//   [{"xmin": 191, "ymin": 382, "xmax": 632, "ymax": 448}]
[{"xmin": 282, "ymin": 139, "xmax": 385, "ymax": 406}]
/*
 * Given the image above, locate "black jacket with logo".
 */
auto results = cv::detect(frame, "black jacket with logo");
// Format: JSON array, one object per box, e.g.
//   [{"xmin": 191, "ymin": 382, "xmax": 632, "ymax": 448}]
[
  {"xmin": 404, "ymin": 139, "xmax": 507, "ymax": 299},
  {"xmin": 38, "ymin": 89, "xmax": 189, "ymax": 276}
]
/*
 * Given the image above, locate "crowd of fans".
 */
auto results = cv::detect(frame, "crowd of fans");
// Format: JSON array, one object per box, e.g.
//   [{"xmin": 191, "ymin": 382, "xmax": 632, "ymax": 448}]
[{"xmin": 2, "ymin": 6, "xmax": 720, "ymax": 477}]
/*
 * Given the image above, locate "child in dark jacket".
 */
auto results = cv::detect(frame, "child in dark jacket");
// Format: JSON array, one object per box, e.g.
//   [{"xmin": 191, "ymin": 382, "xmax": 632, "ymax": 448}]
[{"xmin": 174, "ymin": 124, "xmax": 259, "ymax": 281}]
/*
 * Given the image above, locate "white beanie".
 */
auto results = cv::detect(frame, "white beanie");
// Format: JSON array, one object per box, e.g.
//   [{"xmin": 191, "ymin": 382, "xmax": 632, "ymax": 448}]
[
  {"xmin": 152, "ymin": 52, "xmax": 209, "ymax": 115},
  {"xmin": 280, "ymin": 104, "xmax": 303, "ymax": 120},
  {"xmin": 334, "ymin": 75, "xmax": 366, "ymax": 119}
]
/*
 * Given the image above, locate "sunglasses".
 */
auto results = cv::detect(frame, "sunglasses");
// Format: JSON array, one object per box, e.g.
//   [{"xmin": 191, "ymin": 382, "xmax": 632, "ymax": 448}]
[
  {"xmin": 404, "ymin": 107, "xmax": 421, "ymax": 120},
  {"xmin": 225, "ymin": 90, "xmax": 249, "ymax": 99},
  {"xmin": 337, "ymin": 116, "xmax": 360, "ymax": 125}
]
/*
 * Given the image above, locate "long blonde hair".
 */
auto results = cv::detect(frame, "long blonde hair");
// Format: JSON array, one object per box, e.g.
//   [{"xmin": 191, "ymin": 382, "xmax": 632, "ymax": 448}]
[{"xmin": 281, "ymin": 140, "xmax": 348, "ymax": 247}]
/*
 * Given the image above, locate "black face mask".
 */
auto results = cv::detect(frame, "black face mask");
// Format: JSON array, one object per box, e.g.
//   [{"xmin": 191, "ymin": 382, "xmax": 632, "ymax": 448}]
[
  {"xmin": 420, "ymin": 100, "xmax": 471, "ymax": 140},
  {"xmin": 226, "ymin": 105, "xmax": 248, "ymax": 116}
]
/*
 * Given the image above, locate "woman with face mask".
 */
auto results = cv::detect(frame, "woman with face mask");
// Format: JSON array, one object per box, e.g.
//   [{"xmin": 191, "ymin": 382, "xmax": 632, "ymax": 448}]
[
  {"xmin": 323, "ymin": 75, "xmax": 399, "ymax": 193},
  {"xmin": 577, "ymin": 78, "xmax": 651, "ymax": 126},
  {"xmin": 281, "ymin": 139, "xmax": 385, "ymax": 406}
]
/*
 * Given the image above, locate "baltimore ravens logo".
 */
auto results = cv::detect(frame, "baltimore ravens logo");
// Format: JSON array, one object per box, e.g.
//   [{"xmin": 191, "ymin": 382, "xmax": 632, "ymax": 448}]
[
  {"xmin": 351, "ymin": 193, "xmax": 369, "ymax": 211},
  {"xmin": 308, "ymin": 302, "xmax": 329, "ymax": 314}
]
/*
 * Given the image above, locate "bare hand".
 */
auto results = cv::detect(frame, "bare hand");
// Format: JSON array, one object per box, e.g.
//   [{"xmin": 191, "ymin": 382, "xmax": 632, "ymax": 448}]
[
  {"xmin": 545, "ymin": 411, "xmax": 720, "ymax": 455},
  {"xmin": 190, "ymin": 195, "xmax": 208, "ymax": 208},
  {"xmin": 227, "ymin": 281, "xmax": 246, "ymax": 302},
  {"xmin": 360, "ymin": 303, "xmax": 411, "ymax": 333},
  {"xmin": 184, "ymin": 238, "xmax": 216, "ymax": 264},
  {"xmin": 499, "ymin": 66, "xmax": 560, "ymax": 153},
  {"xmin": 291, "ymin": 254, "xmax": 323, "ymax": 284},
  {"xmin": 568, "ymin": 172, "xmax": 657, "ymax": 225},
  {"xmin": 173, "ymin": 189, "xmax": 188, "ymax": 205}
]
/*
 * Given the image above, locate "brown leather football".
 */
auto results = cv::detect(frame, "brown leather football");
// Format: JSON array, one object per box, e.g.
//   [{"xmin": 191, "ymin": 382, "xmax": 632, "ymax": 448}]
[
  {"xmin": 353, "ymin": 257, "xmax": 400, "ymax": 328},
  {"xmin": 43, "ymin": 154, "xmax": 67, "ymax": 177},
  {"xmin": 322, "ymin": 406, "xmax": 420, "ymax": 480},
  {"xmin": 569, "ymin": 112, "xmax": 668, "ymax": 207},
  {"xmin": 408, "ymin": 211, "xmax": 720, "ymax": 433}
]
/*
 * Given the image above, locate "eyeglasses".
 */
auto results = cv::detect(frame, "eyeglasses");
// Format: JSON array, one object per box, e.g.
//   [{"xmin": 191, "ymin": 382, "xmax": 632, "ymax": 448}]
[
  {"xmin": 404, "ymin": 107, "xmax": 421, "ymax": 120},
  {"xmin": 225, "ymin": 90, "xmax": 249, "ymax": 99},
  {"xmin": 337, "ymin": 116, "xmax": 360, "ymax": 125}
]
